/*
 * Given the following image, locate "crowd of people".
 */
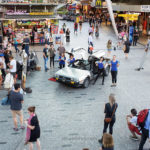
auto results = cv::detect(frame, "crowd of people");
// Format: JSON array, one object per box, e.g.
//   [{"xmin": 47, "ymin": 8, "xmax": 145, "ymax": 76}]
[{"xmin": 0, "ymin": 12, "xmax": 150, "ymax": 150}]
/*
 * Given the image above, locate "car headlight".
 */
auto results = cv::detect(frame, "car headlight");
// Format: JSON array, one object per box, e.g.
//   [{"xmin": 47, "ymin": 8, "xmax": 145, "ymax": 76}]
[{"xmin": 79, "ymin": 80, "xmax": 84, "ymax": 84}]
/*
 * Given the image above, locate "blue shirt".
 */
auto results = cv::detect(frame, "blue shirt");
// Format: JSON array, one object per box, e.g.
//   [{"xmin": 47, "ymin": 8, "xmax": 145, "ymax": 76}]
[
  {"xmin": 14, "ymin": 37, "xmax": 18, "ymax": 44},
  {"xmin": 111, "ymin": 60, "xmax": 119, "ymax": 71},
  {"xmin": 59, "ymin": 56, "xmax": 66, "ymax": 65},
  {"xmin": 68, "ymin": 58, "xmax": 75, "ymax": 64},
  {"xmin": 144, "ymin": 110, "xmax": 150, "ymax": 138}
]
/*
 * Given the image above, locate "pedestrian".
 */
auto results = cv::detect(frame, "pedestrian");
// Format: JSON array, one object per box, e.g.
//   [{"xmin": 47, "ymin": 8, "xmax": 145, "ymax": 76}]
[
  {"xmin": 49, "ymin": 35, "xmax": 53, "ymax": 46},
  {"xmin": 45, "ymin": 31, "xmax": 50, "ymax": 45},
  {"xmin": 136, "ymin": 47, "xmax": 149, "ymax": 71},
  {"xmin": 62, "ymin": 23, "xmax": 66, "ymax": 33},
  {"xmin": 13, "ymin": 36, "xmax": 19, "ymax": 53},
  {"xmin": 40, "ymin": 29, "xmax": 45, "ymax": 45},
  {"xmin": 7, "ymin": 41, "xmax": 12, "ymax": 53},
  {"xmin": 100, "ymin": 133, "xmax": 114, "ymax": 150},
  {"xmin": 23, "ymin": 33, "xmax": 30, "ymax": 56},
  {"xmin": 110, "ymin": 55, "xmax": 119, "ymax": 87},
  {"xmin": 138, "ymin": 110, "xmax": 150, "ymax": 150},
  {"xmin": 74, "ymin": 22, "xmax": 78, "ymax": 34},
  {"xmin": 30, "ymin": 29, "xmax": 35, "ymax": 45},
  {"xmin": 123, "ymin": 38, "xmax": 131, "ymax": 59},
  {"xmin": 49, "ymin": 44, "xmax": 56, "ymax": 68},
  {"xmin": 66, "ymin": 28, "xmax": 70, "ymax": 42},
  {"xmin": 59, "ymin": 53, "xmax": 66, "ymax": 69},
  {"xmin": 88, "ymin": 32, "xmax": 93, "ymax": 46},
  {"xmin": 43, "ymin": 44, "xmax": 49, "ymax": 72},
  {"xmin": 79, "ymin": 21, "xmax": 82, "ymax": 32},
  {"xmin": 107, "ymin": 40, "xmax": 112, "ymax": 57},
  {"xmin": 139, "ymin": 24, "xmax": 143, "ymax": 37},
  {"xmin": 8, "ymin": 55, "xmax": 17, "ymax": 84},
  {"xmin": 24, "ymin": 106, "xmax": 41, "ymax": 150},
  {"xmin": 126, "ymin": 108, "xmax": 141, "ymax": 140},
  {"xmin": 133, "ymin": 29, "xmax": 139, "ymax": 46},
  {"xmin": 93, "ymin": 57, "xmax": 105, "ymax": 85},
  {"xmin": 0, "ymin": 69, "xmax": 2, "ymax": 89},
  {"xmin": 9, "ymin": 83, "xmax": 25, "ymax": 131},
  {"xmin": 98, "ymin": 93, "xmax": 118, "ymax": 143},
  {"xmin": 57, "ymin": 42, "xmax": 65, "ymax": 56}
]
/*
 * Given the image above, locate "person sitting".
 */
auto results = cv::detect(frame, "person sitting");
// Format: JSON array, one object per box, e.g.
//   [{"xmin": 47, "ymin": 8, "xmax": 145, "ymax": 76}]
[
  {"xmin": 67, "ymin": 54, "xmax": 75, "ymax": 66},
  {"xmin": 100, "ymin": 133, "xmax": 114, "ymax": 150},
  {"xmin": 59, "ymin": 53, "xmax": 66, "ymax": 69},
  {"xmin": 126, "ymin": 108, "xmax": 141, "ymax": 140}
]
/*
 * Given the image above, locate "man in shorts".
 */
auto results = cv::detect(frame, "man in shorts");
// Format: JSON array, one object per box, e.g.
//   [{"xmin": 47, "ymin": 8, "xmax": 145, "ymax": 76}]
[{"xmin": 9, "ymin": 83, "xmax": 24, "ymax": 131}]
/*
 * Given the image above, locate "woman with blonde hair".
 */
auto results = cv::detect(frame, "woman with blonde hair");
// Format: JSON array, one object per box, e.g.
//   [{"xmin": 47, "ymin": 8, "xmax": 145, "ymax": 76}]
[
  {"xmin": 98, "ymin": 93, "xmax": 118, "ymax": 143},
  {"xmin": 100, "ymin": 133, "xmax": 114, "ymax": 150}
]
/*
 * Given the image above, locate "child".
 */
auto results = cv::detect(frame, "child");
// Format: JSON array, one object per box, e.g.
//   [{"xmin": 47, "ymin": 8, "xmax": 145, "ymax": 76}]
[{"xmin": 126, "ymin": 108, "xmax": 141, "ymax": 140}]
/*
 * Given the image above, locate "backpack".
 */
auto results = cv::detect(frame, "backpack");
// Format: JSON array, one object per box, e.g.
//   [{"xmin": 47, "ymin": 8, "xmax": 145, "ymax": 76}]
[{"xmin": 137, "ymin": 109, "xmax": 149, "ymax": 129}]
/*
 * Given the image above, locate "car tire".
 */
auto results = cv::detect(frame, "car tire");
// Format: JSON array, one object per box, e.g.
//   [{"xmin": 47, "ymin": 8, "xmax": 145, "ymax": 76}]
[
  {"xmin": 83, "ymin": 77, "xmax": 90, "ymax": 88},
  {"xmin": 105, "ymin": 65, "xmax": 110, "ymax": 76}
]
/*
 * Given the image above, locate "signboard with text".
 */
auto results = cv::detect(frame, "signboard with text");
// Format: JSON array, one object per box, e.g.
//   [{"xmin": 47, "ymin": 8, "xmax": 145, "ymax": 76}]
[
  {"xmin": 141, "ymin": 5, "xmax": 150, "ymax": 12},
  {"xmin": 95, "ymin": 0, "xmax": 102, "ymax": 8}
]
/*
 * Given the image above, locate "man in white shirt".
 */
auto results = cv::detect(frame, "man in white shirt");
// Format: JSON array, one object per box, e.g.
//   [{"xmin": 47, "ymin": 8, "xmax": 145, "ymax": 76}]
[
  {"xmin": 8, "ymin": 55, "xmax": 17, "ymax": 84},
  {"xmin": 88, "ymin": 32, "xmax": 93, "ymax": 46},
  {"xmin": 126, "ymin": 109, "xmax": 141, "ymax": 140}
]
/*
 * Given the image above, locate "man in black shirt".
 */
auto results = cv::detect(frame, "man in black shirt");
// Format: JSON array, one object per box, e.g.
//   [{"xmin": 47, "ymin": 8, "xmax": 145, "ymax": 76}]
[
  {"xmin": 43, "ymin": 44, "xmax": 49, "ymax": 72},
  {"xmin": 9, "ymin": 83, "xmax": 24, "ymax": 131}
]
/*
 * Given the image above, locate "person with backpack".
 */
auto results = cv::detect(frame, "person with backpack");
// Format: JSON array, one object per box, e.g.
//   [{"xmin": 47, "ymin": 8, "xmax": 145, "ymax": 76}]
[
  {"xmin": 126, "ymin": 109, "xmax": 141, "ymax": 140},
  {"xmin": 138, "ymin": 109, "xmax": 150, "ymax": 150},
  {"xmin": 98, "ymin": 93, "xmax": 118, "ymax": 143}
]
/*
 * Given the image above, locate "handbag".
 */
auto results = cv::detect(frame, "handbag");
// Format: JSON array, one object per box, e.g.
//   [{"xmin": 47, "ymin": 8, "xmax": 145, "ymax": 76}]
[{"xmin": 104, "ymin": 104, "xmax": 117, "ymax": 123}]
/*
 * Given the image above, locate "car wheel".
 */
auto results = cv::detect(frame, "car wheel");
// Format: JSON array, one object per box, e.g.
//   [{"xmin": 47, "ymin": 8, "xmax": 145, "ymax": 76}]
[
  {"xmin": 83, "ymin": 77, "xmax": 90, "ymax": 88},
  {"xmin": 105, "ymin": 65, "xmax": 110, "ymax": 76}
]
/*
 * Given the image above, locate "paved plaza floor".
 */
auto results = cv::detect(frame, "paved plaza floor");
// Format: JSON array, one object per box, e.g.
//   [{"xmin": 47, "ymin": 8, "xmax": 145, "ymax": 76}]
[{"xmin": 0, "ymin": 21, "xmax": 150, "ymax": 150}]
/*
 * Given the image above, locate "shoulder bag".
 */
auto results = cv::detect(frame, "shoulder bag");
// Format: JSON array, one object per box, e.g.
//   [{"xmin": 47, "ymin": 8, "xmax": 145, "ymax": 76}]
[{"xmin": 104, "ymin": 104, "xmax": 117, "ymax": 123}]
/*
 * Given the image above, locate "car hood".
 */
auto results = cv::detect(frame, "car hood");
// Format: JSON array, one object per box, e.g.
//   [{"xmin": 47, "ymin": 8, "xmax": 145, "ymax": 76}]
[{"xmin": 55, "ymin": 67, "xmax": 91, "ymax": 81}]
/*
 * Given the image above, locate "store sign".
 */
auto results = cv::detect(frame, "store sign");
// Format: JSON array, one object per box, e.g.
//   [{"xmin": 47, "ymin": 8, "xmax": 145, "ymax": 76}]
[
  {"xmin": 95, "ymin": 0, "xmax": 102, "ymax": 7},
  {"xmin": 118, "ymin": 14, "xmax": 139, "ymax": 21},
  {"xmin": 29, "ymin": 12, "xmax": 54, "ymax": 15},
  {"xmin": 141, "ymin": 5, "xmax": 150, "ymax": 12}
]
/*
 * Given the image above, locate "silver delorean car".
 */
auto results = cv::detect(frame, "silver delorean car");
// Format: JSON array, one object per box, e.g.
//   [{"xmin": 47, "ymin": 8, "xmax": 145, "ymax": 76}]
[{"xmin": 55, "ymin": 48, "xmax": 110, "ymax": 88}]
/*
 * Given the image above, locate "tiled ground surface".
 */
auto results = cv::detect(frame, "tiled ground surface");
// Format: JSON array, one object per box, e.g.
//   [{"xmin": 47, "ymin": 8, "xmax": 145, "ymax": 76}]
[{"xmin": 0, "ymin": 21, "xmax": 150, "ymax": 150}]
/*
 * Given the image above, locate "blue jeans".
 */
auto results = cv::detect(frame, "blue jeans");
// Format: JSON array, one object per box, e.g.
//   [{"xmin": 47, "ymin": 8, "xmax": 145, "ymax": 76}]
[
  {"xmin": 40, "ymin": 37, "xmax": 44, "ymax": 45},
  {"xmin": 14, "ymin": 44, "xmax": 19, "ymax": 53},
  {"xmin": 25, "ymin": 44, "xmax": 29, "ymax": 56},
  {"xmin": 44, "ymin": 57, "xmax": 48, "ymax": 70},
  {"xmin": 45, "ymin": 38, "xmax": 49, "ymax": 45}
]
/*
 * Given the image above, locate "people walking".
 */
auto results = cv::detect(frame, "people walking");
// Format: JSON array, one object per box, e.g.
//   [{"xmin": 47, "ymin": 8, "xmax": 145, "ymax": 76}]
[
  {"xmin": 49, "ymin": 44, "xmax": 56, "ymax": 68},
  {"xmin": 110, "ymin": 55, "xmax": 119, "ymax": 87},
  {"xmin": 45, "ymin": 31, "xmax": 50, "ymax": 45},
  {"xmin": 93, "ymin": 57, "xmax": 105, "ymax": 85},
  {"xmin": 74, "ymin": 22, "xmax": 78, "ymax": 34},
  {"xmin": 62, "ymin": 23, "xmax": 66, "ymax": 33},
  {"xmin": 59, "ymin": 53, "xmax": 66, "ymax": 69},
  {"xmin": 40, "ymin": 29, "xmax": 45, "ymax": 45},
  {"xmin": 43, "ymin": 44, "xmax": 49, "ymax": 72},
  {"xmin": 98, "ymin": 93, "xmax": 118, "ymax": 143},
  {"xmin": 100, "ymin": 133, "xmax": 114, "ymax": 150},
  {"xmin": 66, "ymin": 28, "xmax": 70, "ymax": 42},
  {"xmin": 79, "ymin": 21, "xmax": 82, "ymax": 32},
  {"xmin": 124, "ymin": 38, "xmax": 131, "ymax": 59},
  {"xmin": 107, "ymin": 40, "xmax": 112, "ymax": 57},
  {"xmin": 133, "ymin": 29, "xmax": 139, "ymax": 46},
  {"xmin": 23, "ymin": 33, "xmax": 30, "ymax": 56},
  {"xmin": 24, "ymin": 106, "xmax": 41, "ymax": 150},
  {"xmin": 13, "ymin": 36, "xmax": 19, "ymax": 53},
  {"xmin": 9, "ymin": 83, "xmax": 24, "ymax": 131},
  {"xmin": 30, "ymin": 29, "xmax": 35, "ymax": 45},
  {"xmin": 138, "ymin": 110, "xmax": 150, "ymax": 150}
]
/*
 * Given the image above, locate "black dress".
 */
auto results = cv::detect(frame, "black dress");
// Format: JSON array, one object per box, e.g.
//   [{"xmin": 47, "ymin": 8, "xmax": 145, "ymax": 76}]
[
  {"xmin": 124, "ymin": 40, "xmax": 131, "ymax": 53},
  {"xmin": 29, "ymin": 115, "xmax": 40, "ymax": 142},
  {"xmin": 66, "ymin": 31, "xmax": 70, "ymax": 42}
]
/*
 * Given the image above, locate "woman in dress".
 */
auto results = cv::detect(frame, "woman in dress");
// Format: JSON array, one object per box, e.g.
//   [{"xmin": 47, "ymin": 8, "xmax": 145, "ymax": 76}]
[
  {"xmin": 25, "ymin": 106, "xmax": 40, "ymax": 150},
  {"xmin": 66, "ymin": 28, "xmax": 70, "ymax": 42},
  {"xmin": 100, "ymin": 133, "xmax": 114, "ymax": 150}
]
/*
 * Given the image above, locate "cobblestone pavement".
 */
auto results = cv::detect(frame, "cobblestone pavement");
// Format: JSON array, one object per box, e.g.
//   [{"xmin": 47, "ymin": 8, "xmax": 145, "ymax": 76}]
[{"xmin": 0, "ymin": 21, "xmax": 150, "ymax": 150}]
